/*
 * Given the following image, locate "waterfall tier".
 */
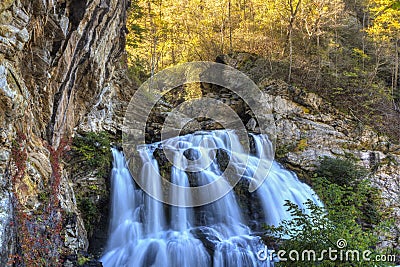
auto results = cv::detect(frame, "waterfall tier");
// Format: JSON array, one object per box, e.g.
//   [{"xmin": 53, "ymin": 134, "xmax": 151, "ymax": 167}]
[{"xmin": 101, "ymin": 130, "xmax": 322, "ymax": 267}]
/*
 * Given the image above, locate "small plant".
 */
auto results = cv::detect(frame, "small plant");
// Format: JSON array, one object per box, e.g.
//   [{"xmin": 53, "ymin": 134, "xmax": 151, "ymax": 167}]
[
  {"xmin": 77, "ymin": 197, "xmax": 99, "ymax": 236},
  {"xmin": 275, "ymin": 143, "xmax": 296, "ymax": 159},
  {"xmin": 77, "ymin": 255, "xmax": 90, "ymax": 266},
  {"xmin": 300, "ymin": 106, "xmax": 310, "ymax": 114},
  {"xmin": 296, "ymin": 138, "xmax": 308, "ymax": 152},
  {"xmin": 37, "ymin": 191, "xmax": 49, "ymax": 203}
]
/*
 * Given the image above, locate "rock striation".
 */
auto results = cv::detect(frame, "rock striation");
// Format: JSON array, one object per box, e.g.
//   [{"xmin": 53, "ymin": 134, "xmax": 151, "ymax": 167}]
[{"xmin": 0, "ymin": 0, "xmax": 132, "ymax": 264}]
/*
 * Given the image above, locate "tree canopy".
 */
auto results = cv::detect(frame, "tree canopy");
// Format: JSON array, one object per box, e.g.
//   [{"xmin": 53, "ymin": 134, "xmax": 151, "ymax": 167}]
[{"xmin": 126, "ymin": 0, "xmax": 400, "ymax": 142}]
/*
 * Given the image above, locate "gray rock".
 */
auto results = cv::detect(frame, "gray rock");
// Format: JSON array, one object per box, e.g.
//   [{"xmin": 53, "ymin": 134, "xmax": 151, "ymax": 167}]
[
  {"xmin": 0, "ymin": 0, "xmax": 131, "ymax": 260},
  {"xmin": 16, "ymin": 27, "xmax": 29, "ymax": 43}
]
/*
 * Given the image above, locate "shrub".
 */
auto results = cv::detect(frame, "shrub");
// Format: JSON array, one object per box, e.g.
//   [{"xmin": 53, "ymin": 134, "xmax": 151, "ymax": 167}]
[
  {"xmin": 315, "ymin": 156, "xmax": 368, "ymax": 187},
  {"xmin": 77, "ymin": 197, "xmax": 99, "ymax": 236},
  {"xmin": 72, "ymin": 131, "xmax": 112, "ymax": 177},
  {"xmin": 266, "ymin": 199, "xmax": 386, "ymax": 267},
  {"xmin": 264, "ymin": 157, "xmax": 394, "ymax": 266},
  {"xmin": 315, "ymin": 157, "xmax": 382, "ymax": 226}
]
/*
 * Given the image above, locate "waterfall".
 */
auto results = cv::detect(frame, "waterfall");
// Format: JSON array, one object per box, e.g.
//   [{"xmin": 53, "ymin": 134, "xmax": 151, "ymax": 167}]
[{"xmin": 101, "ymin": 130, "xmax": 323, "ymax": 267}]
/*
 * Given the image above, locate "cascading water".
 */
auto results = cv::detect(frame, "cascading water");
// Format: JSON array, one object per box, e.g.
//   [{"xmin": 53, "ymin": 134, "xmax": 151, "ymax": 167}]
[{"xmin": 101, "ymin": 130, "xmax": 323, "ymax": 267}]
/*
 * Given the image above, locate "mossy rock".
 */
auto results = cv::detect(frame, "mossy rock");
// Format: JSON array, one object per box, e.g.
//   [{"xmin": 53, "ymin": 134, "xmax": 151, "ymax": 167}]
[{"xmin": 69, "ymin": 131, "xmax": 115, "ymax": 255}]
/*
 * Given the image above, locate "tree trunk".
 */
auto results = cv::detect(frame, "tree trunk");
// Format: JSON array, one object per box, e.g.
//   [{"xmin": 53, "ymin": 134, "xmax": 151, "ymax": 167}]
[
  {"xmin": 393, "ymin": 38, "xmax": 399, "ymax": 110},
  {"xmin": 229, "ymin": 0, "xmax": 233, "ymax": 52},
  {"xmin": 286, "ymin": 0, "xmax": 301, "ymax": 83}
]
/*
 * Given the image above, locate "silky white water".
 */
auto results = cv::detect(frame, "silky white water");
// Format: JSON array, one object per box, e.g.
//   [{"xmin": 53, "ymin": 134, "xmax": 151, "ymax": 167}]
[{"xmin": 101, "ymin": 130, "xmax": 322, "ymax": 267}]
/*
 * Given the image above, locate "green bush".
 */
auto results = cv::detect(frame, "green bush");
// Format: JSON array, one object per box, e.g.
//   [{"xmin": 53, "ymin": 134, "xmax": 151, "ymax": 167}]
[
  {"xmin": 77, "ymin": 255, "xmax": 90, "ymax": 266},
  {"xmin": 72, "ymin": 131, "xmax": 112, "ymax": 177},
  {"xmin": 266, "ymin": 199, "xmax": 388, "ymax": 267},
  {"xmin": 315, "ymin": 157, "xmax": 382, "ymax": 226},
  {"xmin": 313, "ymin": 177, "xmax": 384, "ymax": 231},
  {"xmin": 264, "ymin": 157, "xmax": 393, "ymax": 266},
  {"xmin": 316, "ymin": 156, "xmax": 368, "ymax": 187},
  {"xmin": 77, "ymin": 197, "xmax": 99, "ymax": 235}
]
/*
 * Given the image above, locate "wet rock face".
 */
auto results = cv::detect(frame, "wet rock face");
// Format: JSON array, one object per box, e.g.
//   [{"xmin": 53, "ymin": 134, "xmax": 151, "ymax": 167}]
[{"xmin": 0, "ymin": 0, "xmax": 131, "ymax": 260}]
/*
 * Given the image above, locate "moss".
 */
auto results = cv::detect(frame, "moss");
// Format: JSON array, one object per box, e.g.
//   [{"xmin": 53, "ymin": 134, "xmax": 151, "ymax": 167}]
[
  {"xmin": 87, "ymin": 184, "xmax": 99, "ymax": 191},
  {"xmin": 37, "ymin": 191, "xmax": 49, "ymax": 203},
  {"xmin": 295, "ymin": 138, "xmax": 308, "ymax": 152},
  {"xmin": 300, "ymin": 106, "xmax": 310, "ymax": 114},
  {"xmin": 275, "ymin": 143, "xmax": 296, "ymax": 159},
  {"xmin": 77, "ymin": 255, "xmax": 90, "ymax": 266}
]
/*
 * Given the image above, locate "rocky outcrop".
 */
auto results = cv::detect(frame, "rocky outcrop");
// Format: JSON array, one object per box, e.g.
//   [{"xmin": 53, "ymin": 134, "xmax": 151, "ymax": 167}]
[{"xmin": 0, "ymin": 0, "xmax": 132, "ymax": 263}]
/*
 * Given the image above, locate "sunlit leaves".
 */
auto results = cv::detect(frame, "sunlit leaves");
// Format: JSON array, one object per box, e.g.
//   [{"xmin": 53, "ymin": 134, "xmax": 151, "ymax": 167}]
[{"xmin": 367, "ymin": 0, "xmax": 400, "ymax": 42}]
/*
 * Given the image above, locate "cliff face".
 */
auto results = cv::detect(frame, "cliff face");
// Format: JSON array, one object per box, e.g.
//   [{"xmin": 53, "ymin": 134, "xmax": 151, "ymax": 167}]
[{"xmin": 0, "ymin": 0, "xmax": 131, "ymax": 264}]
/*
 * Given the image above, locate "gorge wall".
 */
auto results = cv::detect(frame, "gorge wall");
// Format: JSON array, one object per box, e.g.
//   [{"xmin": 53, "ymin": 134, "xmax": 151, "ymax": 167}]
[{"xmin": 0, "ymin": 0, "xmax": 132, "ymax": 265}]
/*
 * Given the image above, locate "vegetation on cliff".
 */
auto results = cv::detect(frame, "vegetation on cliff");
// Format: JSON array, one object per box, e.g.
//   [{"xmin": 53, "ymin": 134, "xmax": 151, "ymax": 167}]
[
  {"xmin": 9, "ymin": 133, "xmax": 68, "ymax": 266},
  {"xmin": 70, "ymin": 132, "xmax": 112, "ymax": 239}
]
